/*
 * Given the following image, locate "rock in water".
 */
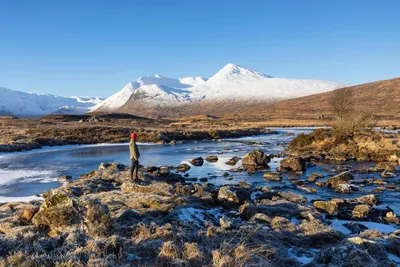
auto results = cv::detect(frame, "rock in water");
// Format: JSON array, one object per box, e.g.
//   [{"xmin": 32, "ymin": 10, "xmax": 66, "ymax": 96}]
[
  {"xmin": 356, "ymin": 194, "xmax": 378, "ymax": 206},
  {"xmin": 325, "ymin": 171, "xmax": 354, "ymax": 189},
  {"xmin": 85, "ymin": 199, "xmax": 112, "ymax": 237},
  {"xmin": 307, "ymin": 173, "xmax": 324, "ymax": 182},
  {"xmin": 218, "ymin": 186, "xmax": 250, "ymax": 208},
  {"xmin": 225, "ymin": 157, "xmax": 240, "ymax": 166},
  {"xmin": 177, "ymin": 163, "xmax": 191, "ymax": 172},
  {"xmin": 314, "ymin": 201, "xmax": 338, "ymax": 215},
  {"xmin": 189, "ymin": 157, "xmax": 204, "ymax": 166},
  {"xmin": 352, "ymin": 205, "xmax": 371, "ymax": 219},
  {"xmin": 32, "ymin": 189, "xmax": 80, "ymax": 234},
  {"xmin": 205, "ymin": 156, "xmax": 219, "ymax": 163},
  {"xmin": 279, "ymin": 157, "xmax": 306, "ymax": 172},
  {"xmin": 263, "ymin": 172, "xmax": 282, "ymax": 181},
  {"xmin": 276, "ymin": 191, "xmax": 307, "ymax": 203},
  {"xmin": 241, "ymin": 150, "xmax": 270, "ymax": 168}
]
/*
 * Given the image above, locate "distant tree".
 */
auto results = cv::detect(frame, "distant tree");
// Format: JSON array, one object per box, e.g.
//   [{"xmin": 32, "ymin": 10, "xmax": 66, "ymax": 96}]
[{"xmin": 328, "ymin": 87, "xmax": 354, "ymax": 121}]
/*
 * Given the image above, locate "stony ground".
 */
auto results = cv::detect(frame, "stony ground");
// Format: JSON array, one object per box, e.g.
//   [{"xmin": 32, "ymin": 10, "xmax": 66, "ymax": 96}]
[{"xmin": 1, "ymin": 149, "xmax": 400, "ymax": 266}]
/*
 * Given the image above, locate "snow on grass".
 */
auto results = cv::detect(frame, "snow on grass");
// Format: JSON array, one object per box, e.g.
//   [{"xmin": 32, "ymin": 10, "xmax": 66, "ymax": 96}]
[
  {"xmin": 176, "ymin": 207, "xmax": 223, "ymax": 226},
  {"xmin": 288, "ymin": 248, "xmax": 314, "ymax": 265},
  {"xmin": 330, "ymin": 219, "xmax": 399, "ymax": 235}
]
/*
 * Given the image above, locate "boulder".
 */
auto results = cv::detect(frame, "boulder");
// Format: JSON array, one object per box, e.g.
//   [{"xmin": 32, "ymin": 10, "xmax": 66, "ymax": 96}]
[
  {"xmin": 276, "ymin": 191, "xmax": 307, "ymax": 203},
  {"xmin": 279, "ymin": 157, "xmax": 306, "ymax": 172},
  {"xmin": 325, "ymin": 171, "xmax": 354, "ymax": 189},
  {"xmin": 263, "ymin": 172, "xmax": 282, "ymax": 181},
  {"xmin": 225, "ymin": 157, "xmax": 240, "ymax": 166},
  {"xmin": 352, "ymin": 205, "xmax": 371, "ymax": 219},
  {"xmin": 32, "ymin": 189, "xmax": 80, "ymax": 233},
  {"xmin": 356, "ymin": 194, "xmax": 378, "ymax": 206},
  {"xmin": 18, "ymin": 207, "xmax": 40, "ymax": 222},
  {"xmin": 335, "ymin": 183, "xmax": 359, "ymax": 194},
  {"xmin": 241, "ymin": 150, "xmax": 270, "ymax": 168},
  {"xmin": 85, "ymin": 199, "xmax": 112, "ymax": 237},
  {"xmin": 189, "ymin": 157, "xmax": 204, "ymax": 167},
  {"xmin": 249, "ymin": 213, "xmax": 271, "ymax": 223},
  {"xmin": 218, "ymin": 186, "xmax": 250, "ymax": 208},
  {"xmin": 177, "ymin": 163, "xmax": 191, "ymax": 172},
  {"xmin": 314, "ymin": 201, "xmax": 338, "ymax": 215},
  {"xmin": 205, "ymin": 156, "xmax": 219, "ymax": 163},
  {"xmin": 307, "ymin": 173, "xmax": 324, "ymax": 183},
  {"xmin": 238, "ymin": 203, "xmax": 259, "ymax": 220},
  {"xmin": 369, "ymin": 206, "xmax": 397, "ymax": 223}
]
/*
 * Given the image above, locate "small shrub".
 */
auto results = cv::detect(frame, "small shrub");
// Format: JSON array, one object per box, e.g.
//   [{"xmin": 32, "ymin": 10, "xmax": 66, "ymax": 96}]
[{"xmin": 288, "ymin": 134, "xmax": 314, "ymax": 150}]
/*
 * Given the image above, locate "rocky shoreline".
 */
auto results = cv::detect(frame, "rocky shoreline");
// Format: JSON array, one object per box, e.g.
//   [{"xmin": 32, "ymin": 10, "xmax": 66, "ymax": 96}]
[{"xmin": 1, "ymin": 149, "xmax": 399, "ymax": 266}]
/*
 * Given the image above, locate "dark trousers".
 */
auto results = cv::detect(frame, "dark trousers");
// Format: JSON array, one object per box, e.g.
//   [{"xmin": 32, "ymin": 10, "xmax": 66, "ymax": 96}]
[{"xmin": 130, "ymin": 159, "xmax": 139, "ymax": 180}]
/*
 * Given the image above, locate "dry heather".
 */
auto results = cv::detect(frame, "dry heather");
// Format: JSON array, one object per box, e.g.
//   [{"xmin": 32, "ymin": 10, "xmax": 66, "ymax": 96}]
[
  {"xmin": 0, "ymin": 113, "xmax": 270, "ymax": 152},
  {"xmin": 0, "ymin": 161, "xmax": 399, "ymax": 266},
  {"xmin": 289, "ymin": 128, "xmax": 400, "ymax": 162}
]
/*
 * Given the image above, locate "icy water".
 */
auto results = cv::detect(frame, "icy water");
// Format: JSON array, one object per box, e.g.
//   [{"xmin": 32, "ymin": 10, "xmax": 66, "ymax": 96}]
[{"xmin": 0, "ymin": 127, "xmax": 399, "ymax": 215}]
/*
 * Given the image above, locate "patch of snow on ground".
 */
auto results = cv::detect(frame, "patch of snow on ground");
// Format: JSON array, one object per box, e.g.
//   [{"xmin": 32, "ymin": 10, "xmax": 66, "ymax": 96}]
[
  {"xmin": 288, "ymin": 248, "xmax": 314, "ymax": 265},
  {"xmin": 177, "ymin": 207, "xmax": 223, "ymax": 225},
  {"xmin": 330, "ymin": 219, "xmax": 399, "ymax": 235}
]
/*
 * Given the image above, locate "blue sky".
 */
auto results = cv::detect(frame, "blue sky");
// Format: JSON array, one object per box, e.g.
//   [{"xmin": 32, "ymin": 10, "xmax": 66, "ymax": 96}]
[{"xmin": 0, "ymin": 0, "xmax": 399, "ymax": 97}]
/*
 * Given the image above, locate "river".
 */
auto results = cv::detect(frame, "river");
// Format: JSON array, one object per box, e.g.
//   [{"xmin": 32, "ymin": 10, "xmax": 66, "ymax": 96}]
[{"xmin": 0, "ymin": 127, "xmax": 399, "ymax": 216}]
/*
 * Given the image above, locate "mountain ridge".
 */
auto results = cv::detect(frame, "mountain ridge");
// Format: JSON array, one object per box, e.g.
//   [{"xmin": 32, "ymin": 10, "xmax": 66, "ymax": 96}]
[
  {"xmin": 93, "ymin": 63, "xmax": 343, "ymax": 115},
  {"xmin": 0, "ymin": 86, "xmax": 103, "ymax": 117}
]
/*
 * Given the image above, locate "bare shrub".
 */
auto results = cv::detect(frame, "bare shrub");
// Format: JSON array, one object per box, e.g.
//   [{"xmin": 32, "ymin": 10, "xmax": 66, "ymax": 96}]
[
  {"xmin": 334, "ymin": 111, "xmax": 377, "ymax": 134},
  {"xmin": 329, "ymin": 87, "xmax": 378, "ymax": 133},
  {"xmin": 329, "ymin": 87, "xmax": 354, "ymax": 121}
]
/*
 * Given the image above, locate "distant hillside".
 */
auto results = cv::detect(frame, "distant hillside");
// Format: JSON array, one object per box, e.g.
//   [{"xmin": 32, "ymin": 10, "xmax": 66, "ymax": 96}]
[{"xmin": 260, "ymin": 77, "xmax": 400, "ymax": 123}]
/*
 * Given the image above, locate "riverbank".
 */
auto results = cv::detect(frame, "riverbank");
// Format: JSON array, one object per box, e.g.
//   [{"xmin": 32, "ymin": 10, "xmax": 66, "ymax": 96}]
[
  {"xmin": 1, "ymin": 147, "xmax": 400, "ymax": 265},
  {"xmin": 288, "ymin": 128, "xmax": 400, "ymax": 163},
  {"xmin": 0, "ymin": 114, "xmax": 275, "ymax": 153},
  {"xmin": 2, "ymin": 113, "xmax": 398, "ymax": 153}
]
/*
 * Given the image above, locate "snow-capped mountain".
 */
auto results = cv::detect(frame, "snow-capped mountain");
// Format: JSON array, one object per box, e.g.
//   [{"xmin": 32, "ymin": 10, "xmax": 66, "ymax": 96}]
[
  {"xmin": 0, "ymin": 87, "xmax": 103, "ymax": 117},
  {"xmin": 92, "ymin": 63, "xmax": 343, "ymax": 113}
]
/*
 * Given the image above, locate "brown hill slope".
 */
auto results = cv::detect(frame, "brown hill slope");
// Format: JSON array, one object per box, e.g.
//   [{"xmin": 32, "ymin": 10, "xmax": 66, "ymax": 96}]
[
  {"xmin": 261, "ymin": 77, "xmax": 400, "ymax": 123},
  {"xmin": 117, "ymin": 77, "xmax": 400, "ymax": 125}
]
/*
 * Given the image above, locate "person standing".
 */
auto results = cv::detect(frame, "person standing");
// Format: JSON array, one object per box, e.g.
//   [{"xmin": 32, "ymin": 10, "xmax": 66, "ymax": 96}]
[{"xmin": 129, "ymin": 132, "xmax": 140, "ymax": 182}]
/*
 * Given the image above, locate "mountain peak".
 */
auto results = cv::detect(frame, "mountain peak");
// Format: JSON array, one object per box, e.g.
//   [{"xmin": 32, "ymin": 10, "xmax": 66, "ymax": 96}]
[{"xmin": 212, "ymin": 63, "xmax": 273, "ymax": 81}]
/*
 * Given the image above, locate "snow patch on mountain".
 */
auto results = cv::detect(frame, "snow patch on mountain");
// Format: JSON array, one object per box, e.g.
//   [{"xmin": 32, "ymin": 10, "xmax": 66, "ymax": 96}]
[
  {"xmin": 93, "ymin": 63, "xmax": 344, "ymax": 112},
  {"xmin": 0, "ymin": 87, "xmax": 103, "ymax": 117}
]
